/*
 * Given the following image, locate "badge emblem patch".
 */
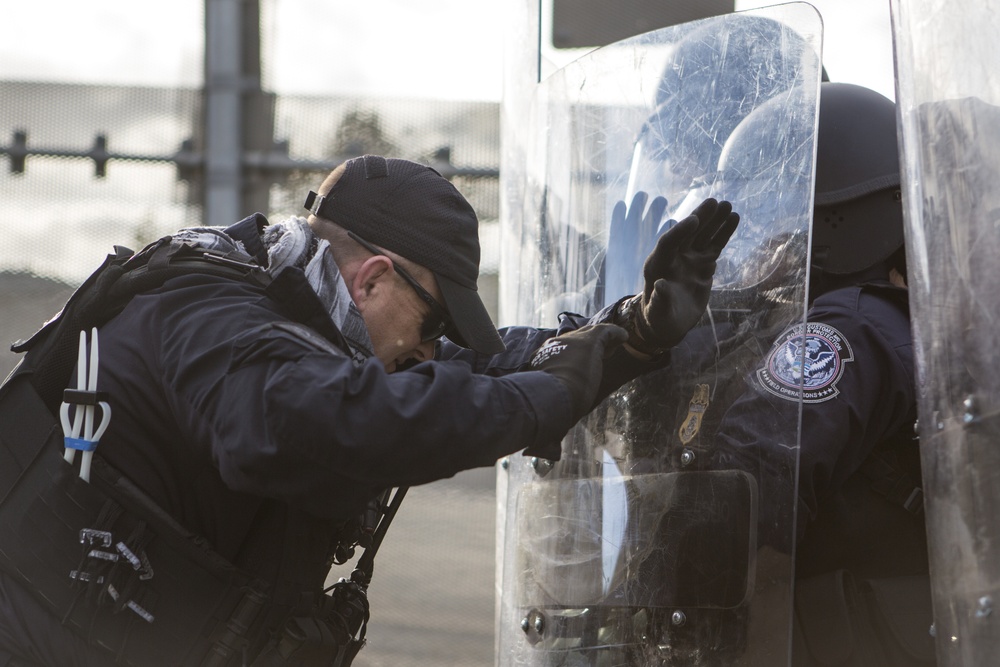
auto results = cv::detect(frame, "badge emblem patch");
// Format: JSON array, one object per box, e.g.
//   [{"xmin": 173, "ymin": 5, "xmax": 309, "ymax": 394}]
[
  {"xmin": 756, "ymin": 322, "xmax": 854, "ymax": 403},
  {"xmin": 678, "ymin": 383, "xmax": 710, "ymax": 445}
]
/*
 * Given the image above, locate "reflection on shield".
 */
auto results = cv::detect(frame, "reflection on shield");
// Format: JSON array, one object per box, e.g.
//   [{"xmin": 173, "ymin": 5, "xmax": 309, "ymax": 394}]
[
  {"xmin": 498, "ymin": 5, "xmax": 822, "ymax": 666},
  {"xmin": 515, "ymin": 467, "xmax": 758, "ymax": 612}
]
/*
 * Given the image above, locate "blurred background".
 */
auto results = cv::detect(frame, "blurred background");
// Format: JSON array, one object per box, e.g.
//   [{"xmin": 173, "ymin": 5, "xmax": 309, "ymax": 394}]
[{"xmin": 0, "ymin": 1, "xmax": 893, "ymax": 664}]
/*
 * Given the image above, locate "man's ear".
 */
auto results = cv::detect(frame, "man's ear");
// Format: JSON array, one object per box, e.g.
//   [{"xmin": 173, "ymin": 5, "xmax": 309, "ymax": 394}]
[{"xmin": 350, "ymin": 255, "xmax": 394, "ymax": 308}]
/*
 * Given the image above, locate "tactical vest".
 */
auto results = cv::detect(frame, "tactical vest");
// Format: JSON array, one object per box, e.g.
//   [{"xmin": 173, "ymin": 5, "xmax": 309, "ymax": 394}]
[{"xmin": 0, "ymin": 216, "xmax": 388, "ymax": 666}]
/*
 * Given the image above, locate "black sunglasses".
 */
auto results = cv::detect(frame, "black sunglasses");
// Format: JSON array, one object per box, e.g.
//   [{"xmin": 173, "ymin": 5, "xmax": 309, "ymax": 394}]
[{"xmin": 347, "ymin": 231, "xmax": 453, "ymax": 342}]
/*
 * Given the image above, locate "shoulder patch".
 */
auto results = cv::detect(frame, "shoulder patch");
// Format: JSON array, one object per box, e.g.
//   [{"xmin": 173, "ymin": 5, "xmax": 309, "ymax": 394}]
[{"xmin": 755, "ymin": 322, "xmax": 854, "ymax": 403}]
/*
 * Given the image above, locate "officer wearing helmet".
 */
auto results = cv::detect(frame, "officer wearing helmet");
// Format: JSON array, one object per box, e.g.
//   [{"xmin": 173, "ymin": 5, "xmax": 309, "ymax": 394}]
[
  {"xmin": 784, "ymin": 81, "xmax": 930, "ymax": 667},
  {"xmin": 722, "ymin": 82, "xmax": 931, "ymax": 666},
  {"xmin": 614, "ymin": 81, "xmax": 931, "ymax": 665}
]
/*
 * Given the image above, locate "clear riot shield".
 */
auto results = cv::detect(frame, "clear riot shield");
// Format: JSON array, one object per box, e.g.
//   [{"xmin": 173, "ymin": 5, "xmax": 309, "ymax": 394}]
[
  {"xmin": 497, "ymin": 4, "xmax": 822, "ymax": 666},
  {"xmin": 891, "ymin": 0, "xmax": 1000, "ymax": 663}
]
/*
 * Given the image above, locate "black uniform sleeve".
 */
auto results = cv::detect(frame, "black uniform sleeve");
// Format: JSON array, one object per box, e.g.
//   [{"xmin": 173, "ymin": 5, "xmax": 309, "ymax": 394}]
[
  {"xmin": 142, "ymin": 279, "xmax": 577, "ymax": 520},
  {"xmin": 438, "ymin": 303, "xmax": 666, "ymax": 401},
  {"xmin": 710, "ymin": 288, "xmax": 915, "ymax": 548}
]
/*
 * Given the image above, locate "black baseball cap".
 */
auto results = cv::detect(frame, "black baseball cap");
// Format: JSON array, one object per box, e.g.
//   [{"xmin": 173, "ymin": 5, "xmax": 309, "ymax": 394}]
[{"xmin": 304, "ymin": 154, "xmax": 505, "ymax": 354}]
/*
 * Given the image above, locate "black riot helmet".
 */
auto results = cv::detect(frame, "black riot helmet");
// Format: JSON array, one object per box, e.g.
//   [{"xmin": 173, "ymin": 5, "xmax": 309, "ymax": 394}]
[
  {"xmin": 681, "ymin": 85, "xmax": 817, "ymax": 295},
  {"xmin": 812, "ymin": 82, "xmax": 904, "ymax": 275},
  {"xmin": 626, "ymin": 13, "xmax": 821, "ymax": 217},
  {"xmin": 694, "ymin": 81, "xmax": 903, "ymax": 298}
]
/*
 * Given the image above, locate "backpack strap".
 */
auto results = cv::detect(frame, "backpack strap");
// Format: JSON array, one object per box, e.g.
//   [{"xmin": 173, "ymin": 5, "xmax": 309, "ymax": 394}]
[{"xmin": 11, "ymin": 235, "xmax": 273, "ymax": 411}]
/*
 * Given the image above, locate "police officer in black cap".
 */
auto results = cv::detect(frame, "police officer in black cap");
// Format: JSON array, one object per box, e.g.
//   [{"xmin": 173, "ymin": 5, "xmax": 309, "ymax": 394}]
[{"xmin": 0, "ymin": 154, "xmax": 738, "ymax": 666}]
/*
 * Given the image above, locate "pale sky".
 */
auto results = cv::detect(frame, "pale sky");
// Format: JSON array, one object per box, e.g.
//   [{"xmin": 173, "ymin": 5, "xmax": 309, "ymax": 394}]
[{"xmin": 0, "ymin": 1, "xmax": 896, "ymax": 100}]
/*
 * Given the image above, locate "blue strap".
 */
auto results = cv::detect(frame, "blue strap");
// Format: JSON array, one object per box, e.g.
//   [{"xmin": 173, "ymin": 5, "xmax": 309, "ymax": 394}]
[{"xmin": 64, "ymin": 437, "xmax": 98, "ymax": 452}]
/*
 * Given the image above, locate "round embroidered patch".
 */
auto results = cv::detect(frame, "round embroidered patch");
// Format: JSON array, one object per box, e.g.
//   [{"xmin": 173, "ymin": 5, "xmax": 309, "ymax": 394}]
[{"xmin": 756, "ymin": 322, "xmax": 854, "ymax": 403}]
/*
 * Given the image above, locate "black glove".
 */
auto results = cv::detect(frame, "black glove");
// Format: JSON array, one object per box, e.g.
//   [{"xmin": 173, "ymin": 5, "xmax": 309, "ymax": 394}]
[
  {"xmin": 529, "ymin": 324, "xmax": 629, "ymax": 422},
  {"xmin": 619, "ymin": 197, "xmax": 739, "ymax": 354}
]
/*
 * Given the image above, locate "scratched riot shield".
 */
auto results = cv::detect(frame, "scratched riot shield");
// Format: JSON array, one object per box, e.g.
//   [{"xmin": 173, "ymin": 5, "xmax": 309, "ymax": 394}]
[
  {"xmin": 891, "ymin": 0, "xmax": 1000, "ymax": 663},
  {"xmin": 498, "ymin": 5, "xmax": 822, "ymax": 666}
]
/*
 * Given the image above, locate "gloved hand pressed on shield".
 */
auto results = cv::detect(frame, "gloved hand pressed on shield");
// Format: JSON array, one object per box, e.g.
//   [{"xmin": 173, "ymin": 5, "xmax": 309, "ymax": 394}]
[
  {"xmin": 529, "ymin": 324, "xmax": 629, "ymax": 423},
  {"xmin": 617, "ymin": 197, "xmax": 740, "ymax": 355}
]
